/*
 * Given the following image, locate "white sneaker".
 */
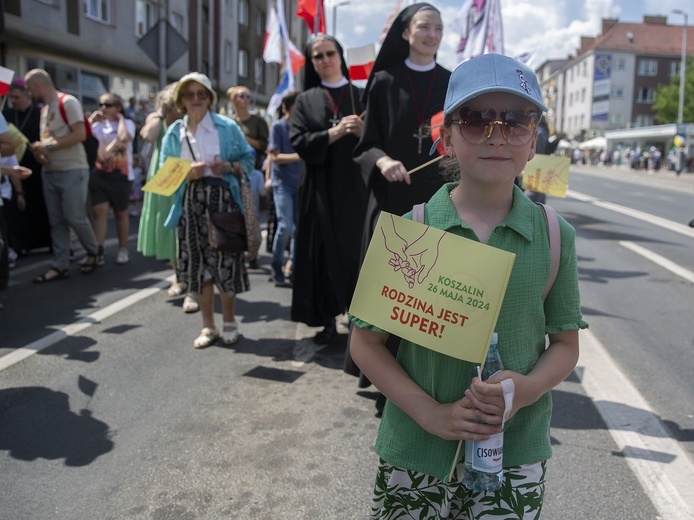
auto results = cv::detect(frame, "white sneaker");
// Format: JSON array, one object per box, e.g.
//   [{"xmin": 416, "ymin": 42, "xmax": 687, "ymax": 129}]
[{"xmin": 115, "ymin": 247, "xmax": 129, "ymax": 265}]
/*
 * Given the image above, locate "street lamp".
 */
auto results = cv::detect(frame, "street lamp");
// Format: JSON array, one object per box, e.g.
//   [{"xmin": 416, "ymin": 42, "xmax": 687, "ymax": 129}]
[
  {"xmin": 332, "ymin": 1, "xmax": 350, "ymax": 37},
  {"xmin": 672, "ymin": 9, "xmax": 688, "ymax": 124}
]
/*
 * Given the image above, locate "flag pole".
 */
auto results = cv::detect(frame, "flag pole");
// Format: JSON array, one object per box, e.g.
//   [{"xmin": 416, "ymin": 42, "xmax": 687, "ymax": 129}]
[
  {"xmin": 314, "ymin": 0, "xmax": 321, "ymax": 33},
  {"xmin": 406, "ymin": 155, "xmax": 444, "ymax": 175}
]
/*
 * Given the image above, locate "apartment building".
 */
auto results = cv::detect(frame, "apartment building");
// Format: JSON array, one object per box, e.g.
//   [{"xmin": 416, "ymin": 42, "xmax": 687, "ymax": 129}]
[
  {"xmin": 536, "ymin": 15, "xmax": 693, "ymax": 141},
  {"xmin": 0, "ymin": 0, "xmax": 305, "ymax": 114}
]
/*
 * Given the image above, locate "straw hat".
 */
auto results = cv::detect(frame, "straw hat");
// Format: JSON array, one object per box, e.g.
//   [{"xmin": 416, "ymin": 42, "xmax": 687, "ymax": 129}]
[{"xmin": 173, "ymin": 72, "xmax": 217, "ymax": 111}]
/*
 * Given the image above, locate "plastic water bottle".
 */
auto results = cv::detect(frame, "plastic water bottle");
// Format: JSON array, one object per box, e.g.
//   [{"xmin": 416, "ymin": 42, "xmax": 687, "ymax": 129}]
[{"xmin": 463, "ymin": 332, "xmax": 505, "ymax": 492}]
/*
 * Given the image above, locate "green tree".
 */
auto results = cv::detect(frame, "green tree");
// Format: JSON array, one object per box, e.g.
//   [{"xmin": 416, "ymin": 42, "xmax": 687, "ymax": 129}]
[{"xmin": 653, "ymin": 57, "xmax": 694, "ymax": 123}]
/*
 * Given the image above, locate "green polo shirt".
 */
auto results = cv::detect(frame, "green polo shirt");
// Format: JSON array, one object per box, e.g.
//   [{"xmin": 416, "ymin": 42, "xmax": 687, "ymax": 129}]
[{"xmin": 351, "ymin": 183, "xmax": 588, "ymax": 482}]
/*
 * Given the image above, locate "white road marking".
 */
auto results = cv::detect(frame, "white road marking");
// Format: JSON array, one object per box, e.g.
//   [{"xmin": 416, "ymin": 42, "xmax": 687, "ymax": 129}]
[
  {"xmin": 579, "ymin": 329, "xmax": 694, "ymax": 519},
  {"xmin": 0, "ymin": 277, "xmax": 172, "ymax": 372},
  {"xmin": 567, "ymin": 190, "xmax": 694, "ymax": 239},
  {"xmin": 620, "ymin": 241, "xmax": 694, "ymax": 284}
]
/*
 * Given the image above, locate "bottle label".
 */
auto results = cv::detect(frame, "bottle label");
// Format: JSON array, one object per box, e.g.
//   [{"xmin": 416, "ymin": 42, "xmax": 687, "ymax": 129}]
[{"xmin": 471, "ymin": 432, "xmax": 503, "ymax": 473}]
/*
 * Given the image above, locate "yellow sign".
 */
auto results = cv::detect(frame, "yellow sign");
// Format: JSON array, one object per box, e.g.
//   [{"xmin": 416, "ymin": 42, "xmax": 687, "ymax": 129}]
[
  {"xmin": 522, "ymin": 154, "xmax": 570, "ymax": 197},
  {"xmin": 141, "ymin": 157, "xmax": 191, "ymax": 196},
  {"xmin": 7, "ymin": 123, "xmax": 28, "ymax": 161},
  {"xmin": 349, "ymin": 212, "xmax": 515, "ymax": 364}
]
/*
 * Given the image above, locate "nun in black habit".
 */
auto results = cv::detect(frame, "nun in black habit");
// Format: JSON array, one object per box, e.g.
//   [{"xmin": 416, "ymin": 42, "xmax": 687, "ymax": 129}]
[
  {"xmin": 354, "ymin": 2, "xmax": 450, "ymax": 239},
  {"xmin": 345, "ymin": 3, "xmax": 450, "ymax": 412},
  {"xmin": 289, "ymin": 35, "xmax": 367, "ymax": 345}
]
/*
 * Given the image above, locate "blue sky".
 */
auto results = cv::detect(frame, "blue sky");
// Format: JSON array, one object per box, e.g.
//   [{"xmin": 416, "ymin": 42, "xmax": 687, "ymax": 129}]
[{"xmin": 325, "ymin": 0, "xmax": 692, "ymax": 71}]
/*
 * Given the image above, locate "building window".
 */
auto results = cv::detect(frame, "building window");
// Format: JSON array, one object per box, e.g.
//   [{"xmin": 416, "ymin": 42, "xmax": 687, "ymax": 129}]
[
  {"xmin": 254, "ymin": 58, "xmax": 264, "ymax": 84},
  {"xmin": 225, "ymin": 0, "xmax": 232, "ymax": 15},
  {"xmin": 171, "ymin": 12, "xmax": 184, "ymax": 32},
  {"xmin": 635, "ymin": 114, "xmax": 652, "ymax": 127},
  {"xmin": 637, "ymin": 59, "xmax": 657, "ymax": 76},
  {"xmin": 615, "ymin": 58, "xmax": 626, "ymax": 70},
  {"xmin": 612, "ymin": 87, "xmax": 624, "ymax": 98},
  {"xmin": 670, "ymin": 61, "xmax": 681, "ymax": 77},
  {"xmin": 224, "ymin": 41, "xmax": 233, "ymax": 73},
  {"xmin": 569, "ymin": 93, "xmax": 573, "ymax": 106},
  {"xmin": 636, "ymin": 87, "xmax": 655, "ymax": 103},
  {"xmin": 135, "ymin": 0, "xmax": 156, "ymax": 37},
  {"xmin": 238, "ymin": 49, "xmax": 248, "ymax": 78},
  {"xmin": 582, "ymin": 62, "xmax": 587, "ymax": 76},
  {"xmin": 256, "ymin": 9, "xmax": 265, "ymax": 37},
  {"xmin": 239, "ymin": 0, "xmax": 249, "ymax": 26},
  {"xmin": 612, "ymin": 113, "xmax": 622, "ymax": 125},
  {"xmin": 581, "ymin": 88, "xmax": 586, "ymax": 103},
  {"xmin": 85, "ymin": 0, "xmax": 110, "ymax": 23}
]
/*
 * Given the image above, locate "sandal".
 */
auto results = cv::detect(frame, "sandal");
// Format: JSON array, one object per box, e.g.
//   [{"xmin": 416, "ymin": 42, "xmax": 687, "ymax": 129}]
[
  {"xmin": 80, "ymin": 255, "xmax": 99, "ymax": 274},
  {"xmin": 33, "ymin": 268, "xmax": 70, "ymax": 284},
  {"xmin": 167, "ymin": 282, "xmax": 184, "ymax": 297},
  {"xmin": 182, "ymin": 294, "xmax": 199, "ymax": 313},
  {"xmin": 221, "ymin": 321, "xmax": 240, "ymax": 345},
  {"xmin": 193, "ymin": 327, "xmax": 219, "ymax": 349}
]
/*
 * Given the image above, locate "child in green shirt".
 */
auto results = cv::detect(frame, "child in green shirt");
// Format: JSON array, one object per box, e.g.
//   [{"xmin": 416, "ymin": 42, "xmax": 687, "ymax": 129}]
[{"xmin": 350, "ymin": 53, "xmax": 588, "ymax": 519}]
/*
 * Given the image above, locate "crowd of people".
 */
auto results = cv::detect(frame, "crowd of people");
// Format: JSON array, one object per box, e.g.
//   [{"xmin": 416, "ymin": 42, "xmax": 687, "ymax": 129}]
[{"xmin": 0, "ymin": 3, "xmax": 594, "ymax": 516}]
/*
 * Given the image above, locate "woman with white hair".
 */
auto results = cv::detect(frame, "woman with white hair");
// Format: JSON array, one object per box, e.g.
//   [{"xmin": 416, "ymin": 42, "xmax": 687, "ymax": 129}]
[{"xmin": 160, "ymin": 72, "xmax": 254, "ymax": 348}]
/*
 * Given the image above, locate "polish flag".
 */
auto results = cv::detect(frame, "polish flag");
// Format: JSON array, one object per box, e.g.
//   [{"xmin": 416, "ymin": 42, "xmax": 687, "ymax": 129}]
[
  {"xmin": 0, "ymin": 66, "xmax": 15, "ymax": 97},
  {"xmin": 296, "ymin": 0, "xmax": 326, "ymax": 34},
  {"xmin": 266, "ymin": 0, "xmax": 305, "ymax": 118},
  {"xmin": 346, "ymin": 44, "xmax": 376, "ymax": 81},
  {"xmin": 263, "ymin": 4, "xmax": 305, "ymax": 74}
]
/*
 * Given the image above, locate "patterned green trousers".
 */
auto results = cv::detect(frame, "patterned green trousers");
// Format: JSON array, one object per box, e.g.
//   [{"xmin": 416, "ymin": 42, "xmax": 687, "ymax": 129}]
[{"xmin": 370, "ymin": 458, "xmax": 547, "ymax": 519}]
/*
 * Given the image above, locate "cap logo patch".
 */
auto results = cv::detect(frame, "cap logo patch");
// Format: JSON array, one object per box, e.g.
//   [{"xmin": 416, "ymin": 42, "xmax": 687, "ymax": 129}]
[{"xmin": 516, "ymin": 69, "xmax": 531, "ymax": 95}]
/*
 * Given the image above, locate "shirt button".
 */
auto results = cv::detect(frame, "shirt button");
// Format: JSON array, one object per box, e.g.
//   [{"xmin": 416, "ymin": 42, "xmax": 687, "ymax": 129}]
[{"xmin": 495, "ymin": 228, "xmax": 501, "ymax": 234}]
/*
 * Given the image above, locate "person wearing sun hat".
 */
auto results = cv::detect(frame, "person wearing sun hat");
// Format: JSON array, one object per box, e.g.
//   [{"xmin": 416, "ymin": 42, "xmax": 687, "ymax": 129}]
[
  {"xmin": 160, "ymin": 72, "xmax": 255, "ymax": 349},
  {"xmin": 350, "ymin": 53, "xmax": 586, "ymax": 517}
]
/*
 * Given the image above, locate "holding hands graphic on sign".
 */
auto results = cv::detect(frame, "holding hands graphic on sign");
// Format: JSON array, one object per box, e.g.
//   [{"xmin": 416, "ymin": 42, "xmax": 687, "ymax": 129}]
[{"xmin": 382, "ymin": 214, "xmax": 442, "ymax": 288}]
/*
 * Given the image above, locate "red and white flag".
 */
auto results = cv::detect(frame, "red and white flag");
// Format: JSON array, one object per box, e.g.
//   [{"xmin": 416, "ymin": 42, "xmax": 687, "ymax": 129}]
[
  {"xmin": 452, "ymin": 0, "xmax": 504, "ymax": 64},
  {"xmin": 346, "ymin": 44, "xmax": 376, "ymax": 81},
  {"xmin": 378, "ymin": 0, "xmax": 418, "ymax": 44},
  {"xmin": 266, "ymin": 0, "xmax": 305, "ymax": 118},
  {"xmin": 263, "ymin": 3, "xmax": 305, "ymax": 74},
  {"xmin": 0, "ymin": 66, "xmax": 15, "ymax": 97},
  {"xmin": 296, "ymin": 0, "xmax": 326, "ymax": 35}
]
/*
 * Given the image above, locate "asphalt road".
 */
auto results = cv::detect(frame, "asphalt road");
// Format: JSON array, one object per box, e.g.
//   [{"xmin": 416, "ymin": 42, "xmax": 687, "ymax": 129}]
[{"xmin": 1, "ymin": 165, "xmax": 692, "ymax": 519}]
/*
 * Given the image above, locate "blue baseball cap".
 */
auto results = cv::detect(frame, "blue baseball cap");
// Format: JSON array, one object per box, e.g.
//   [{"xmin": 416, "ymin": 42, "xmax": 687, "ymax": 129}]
[{"xmin": 444, "ymin": 54, "xmax": 548, "ymax": 118}]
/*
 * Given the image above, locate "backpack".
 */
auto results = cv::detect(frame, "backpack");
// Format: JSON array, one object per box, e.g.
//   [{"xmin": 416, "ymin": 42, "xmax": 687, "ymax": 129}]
[
  {"xmin": 57, "ymin": 93, "xmax": 98, "ymax": 169},
  {"xmin": 411, "ymin": 201, "xmax": 560, "ymax": 301}
]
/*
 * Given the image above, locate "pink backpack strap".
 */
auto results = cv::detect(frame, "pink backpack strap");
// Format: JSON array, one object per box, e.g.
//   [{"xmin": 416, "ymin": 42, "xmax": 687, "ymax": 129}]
[
  {"xmin": 412, "ymin": 203, "xmax": 426, "ymax": 224},
  {"xmin": 536, "ymin": 203, "xmax": 561, "ymax": 301}
]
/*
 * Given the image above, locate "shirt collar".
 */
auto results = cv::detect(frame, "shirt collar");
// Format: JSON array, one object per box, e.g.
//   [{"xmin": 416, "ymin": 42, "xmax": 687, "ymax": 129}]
[
  {"xmin": 425, "ymin": 183, "xmax": 536, "ymax": 243},
  {"xmin": 405, "ymin": 58, "xmax": 436, "ymax": 72},
  {"xmin": 321, "ymin": 77, "xmax": 349, "ymax": 88}
]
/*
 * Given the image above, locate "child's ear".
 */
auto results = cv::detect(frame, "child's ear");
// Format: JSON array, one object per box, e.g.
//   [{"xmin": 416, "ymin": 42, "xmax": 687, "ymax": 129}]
[{"xmin": 442, "ymin": 128, "xmax": 455, "ymax": 158}]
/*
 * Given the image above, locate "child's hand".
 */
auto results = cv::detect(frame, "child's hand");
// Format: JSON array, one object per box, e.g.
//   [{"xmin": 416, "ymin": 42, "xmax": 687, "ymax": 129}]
[
  {"xmin": 465, "ymin": 374, "xmax": 513, "ymax": 424},
  {"xmin": 420, "ymin": 397, "xmax": 502, "ymax": 442}
]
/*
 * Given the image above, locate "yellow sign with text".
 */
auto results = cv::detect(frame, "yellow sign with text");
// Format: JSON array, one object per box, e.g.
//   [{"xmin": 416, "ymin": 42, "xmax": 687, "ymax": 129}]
[
  {"xmin": 7, "ymin": 123, "xmax": 28, "ymax": 161},
  {"xmin": 521, "ymin": 154, "xmax": 570, "ymax": 197},
  {"xmin": 349, "ymin": 212, "xmax": 516, "ymax": 364},
  {"xmin": 141, "ymin": 157, "xmax": 191, "ymax": 196}
]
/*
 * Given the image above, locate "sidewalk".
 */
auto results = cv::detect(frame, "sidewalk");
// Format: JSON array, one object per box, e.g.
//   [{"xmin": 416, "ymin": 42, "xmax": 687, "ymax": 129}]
[{"xmin": 570, "ymin": 163, "xmax": 694, "ymax": 194}]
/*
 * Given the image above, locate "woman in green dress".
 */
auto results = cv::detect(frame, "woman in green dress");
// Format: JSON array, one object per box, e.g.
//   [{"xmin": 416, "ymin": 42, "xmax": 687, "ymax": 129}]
[{"xmin": 136, "ymin": 84, "xmax": 197, "ymax": 309}]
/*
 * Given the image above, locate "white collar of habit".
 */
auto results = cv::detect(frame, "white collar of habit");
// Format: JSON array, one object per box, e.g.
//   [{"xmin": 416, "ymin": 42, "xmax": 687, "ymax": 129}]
[
  {"xmin": 321, "ymin": 77, "xmax": 349, "ymax": 88},
  {"xmin": 405, "ymin": 58, "xmax": 436, "ymax": 72}
]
